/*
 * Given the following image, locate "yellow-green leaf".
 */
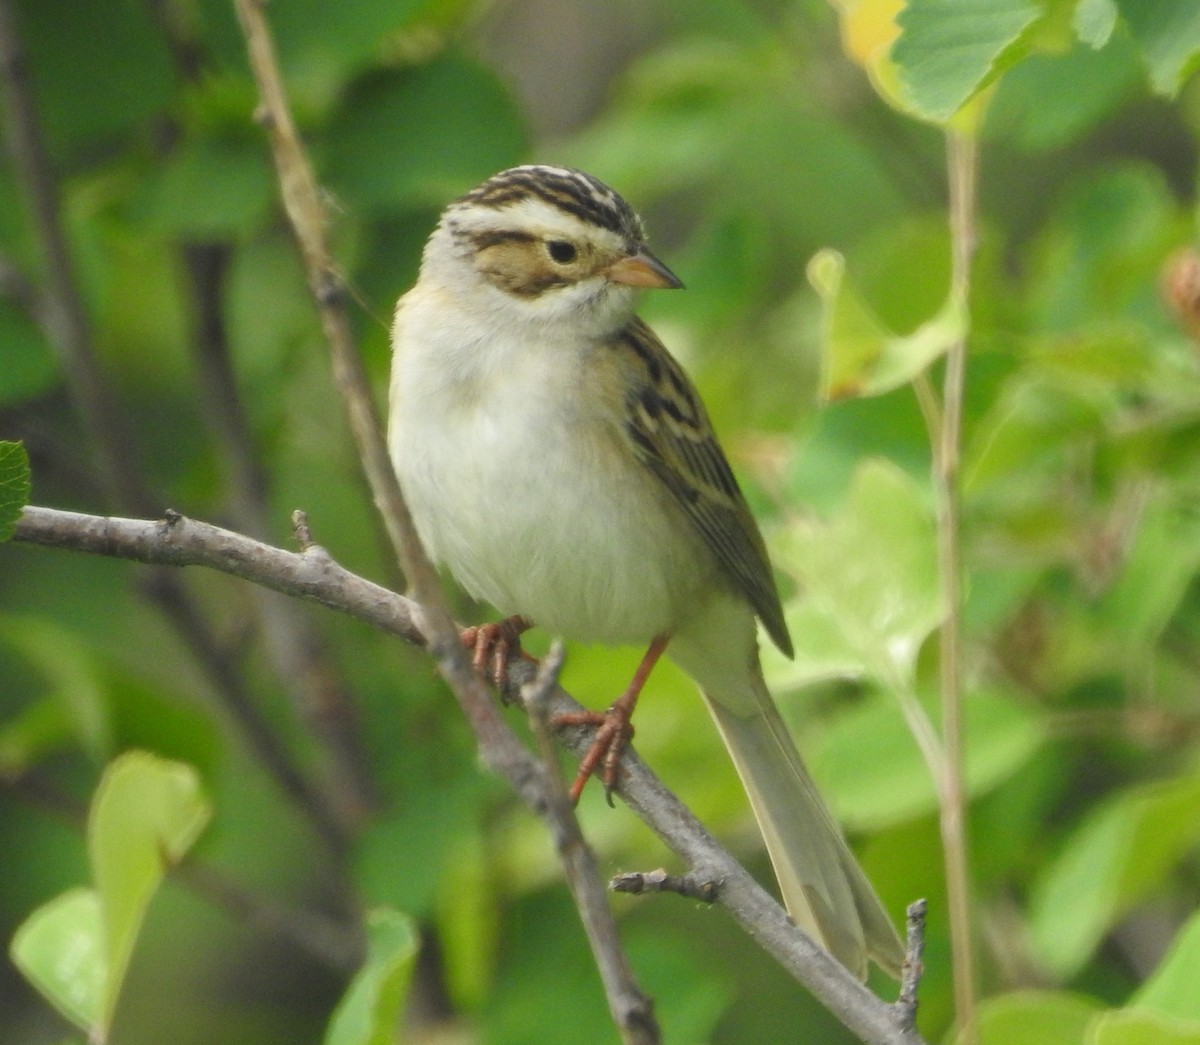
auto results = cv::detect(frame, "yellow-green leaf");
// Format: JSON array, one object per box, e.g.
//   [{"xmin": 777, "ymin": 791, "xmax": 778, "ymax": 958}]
[
  {"xmin": 325, "ymin": 908, "xmax": 420, "ymax": 1045},
  {"xmin": 771, "ymin": 458, "xmax": 943, "ymax": 688},
  {"xmin": 956, "ymin": 989, "xmax": 1101, "ymax": 1045},
  {"xmin": 1089, "ymin": 1009, "xmax": 1200, "ymax": 1045},
  {"xmin": 9, "ymin": 888, "xmax": 106, "ymax": 1034},
  {"xmin": 88, "ymin": 752, "xmax": 211, "ymax": 1036},
  {"xmin": 0, "ymin": 440, "xmax": 31, "ymax": 542},
  {"xmin": 809, "ymin": 248, "xmax": 965, "ymax": 402},
  {"xmin": 893, "ymin": 0, "xmax": 1042, "ymax": 122}
]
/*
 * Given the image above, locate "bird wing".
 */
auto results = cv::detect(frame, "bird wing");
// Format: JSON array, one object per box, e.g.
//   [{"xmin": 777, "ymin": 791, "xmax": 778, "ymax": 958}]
[{"xmin": 617, "ymin": 318, "xmax": 793, "ymax": 657}]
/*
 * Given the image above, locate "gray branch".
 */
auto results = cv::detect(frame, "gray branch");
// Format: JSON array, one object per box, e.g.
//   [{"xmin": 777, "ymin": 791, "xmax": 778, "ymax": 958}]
[{"xmin": 11, "ymin": 504, "xmax": 928, "ymax": 1045}]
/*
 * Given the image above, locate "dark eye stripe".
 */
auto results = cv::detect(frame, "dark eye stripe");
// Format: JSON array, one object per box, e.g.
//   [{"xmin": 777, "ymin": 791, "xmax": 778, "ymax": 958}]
[{"xmin": 469, "ymin": 229, "xmax": 538, "ymax": 250}]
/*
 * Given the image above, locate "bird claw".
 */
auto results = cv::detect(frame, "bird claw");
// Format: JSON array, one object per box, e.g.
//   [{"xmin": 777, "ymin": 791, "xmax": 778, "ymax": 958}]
[
  {"xmin": 552, "ymin": 635, "xmax": 667, "ymax": 807},
  {"xmin": 459, "ymin": 615, "xmax": 533, "ymax": 687},
  {"xmin": 554, "ymin": 704, "xmax": 637, "ymax": 806}
]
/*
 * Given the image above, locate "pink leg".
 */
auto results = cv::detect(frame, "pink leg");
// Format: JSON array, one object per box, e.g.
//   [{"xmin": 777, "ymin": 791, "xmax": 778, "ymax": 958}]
[{"xmin": 555, "ymin": 635, "xmax": 669, "ymax": 805}]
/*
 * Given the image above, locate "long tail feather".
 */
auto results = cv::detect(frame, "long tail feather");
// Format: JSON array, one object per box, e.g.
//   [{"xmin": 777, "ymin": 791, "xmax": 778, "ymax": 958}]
[{"xmin": 701, "ymin": 672, "xmax": 905, "ymax": 979}]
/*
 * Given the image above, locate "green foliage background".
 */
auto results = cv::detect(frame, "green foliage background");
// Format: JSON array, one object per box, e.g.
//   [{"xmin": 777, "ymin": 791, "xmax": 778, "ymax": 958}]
[{"xmin": 3, "ymin": 0, "xmax": 1200, "ymax": 1042}]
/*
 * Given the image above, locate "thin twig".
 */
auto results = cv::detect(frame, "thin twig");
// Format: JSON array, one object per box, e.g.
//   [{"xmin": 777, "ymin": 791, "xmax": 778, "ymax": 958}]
[
  {"xmin": 611, "ymin": 869, "xmax": 720, "ymax": 904},
  {"xmin": 230, "ymin": 0, "xmax": 554, "ymax": 820},
  {"xmin": 524, "ymin": 643, "xmax": 660, "ymax": 1045},
  {"xmin": 896, "ymin": 899, "xmax": 928, "ymax": 1031},
  {"xmin": 11, "ymin": 505, "xmax": 929, "ymax": 1045},
  {"xmin": 936, "ymin": 127, "xmax": 979, "ymax": 1041},
  {"xmin": 231, "ymin": 0, "xmax": 411, "ymax": 572}
]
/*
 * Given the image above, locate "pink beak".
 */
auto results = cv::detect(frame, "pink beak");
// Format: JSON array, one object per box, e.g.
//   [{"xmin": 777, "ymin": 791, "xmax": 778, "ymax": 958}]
[{"xmin": 606, "ymin": 249, "xmax": 684, "ymax": 290}]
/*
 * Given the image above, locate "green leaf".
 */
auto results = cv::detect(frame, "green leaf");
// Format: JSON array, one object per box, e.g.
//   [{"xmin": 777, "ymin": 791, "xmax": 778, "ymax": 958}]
[
  {"xmin": 955, "ymin": 989, "xmax": 1101, "ymax": 1045},
  {"xmin": 1096, "ymin": 498, "xmax": 1200, "ymax": 658},
  {"xmin": 435, "ymin": 833, "xmax": 499, "ymax": 1010},
  {"xmin": 14, "ymin": 0, "xmax": 174, "ymax": 156},
  {"xmin": 809, "ymin": 249, "xmax": 965, "ymax": 401},
  {"xmin": 984, "ymin": 38, "xmax": 1142, "ymax": 152},
  {"xmin": 270, "ymin": 0, "xmax": 442, "ymax": 105},
  {"xmin": 325, "ymin": 909, "xmax": 419, "ymax": 1045},
  {"xmin": 770, "ymin": 459, "xmax": 943, "ymax": 688},
  {"xmin": 964, "ymin": 368, "xmax": 1111, "ymax": 493},
  {"xmin": 761, "ymin": 598, "xmax": 865, "ymax": 691},
  {"xmin": 1115, "ymin": 0, "xmax": 1200, "ymax": 96},
  {"xmin": 1076, "ymin": 0, "xmax": 1119, "ymax": 48},
  {"xmin": 9, "ymin": 888, "xmax": 107, "ymax": 1034},
  {"xmin": 809, "ymin": 688, "xmax": 1047, "ymax": 830},
  {"xmin": 137, "ymin": 137, "xmax": 275, "ymax": 237},
  {"xmin": 0, "ymin": 695, "xmax": 73, "ymax": 777},
  {"xmin": 0, "ymin": 306, "xmax": 58, "ymax": 407},
  {"xmin": 893, "ymin": 0, "xmax": 1042, "ymax": 122},
  {"xmin": 1025, "ymin": 165, "xmax": 1177, "ymax": 332},
  {"xmin": 88, "ymin": 752, "xmax": 211, "ymax": 1037},
  {"xmin": 1132, "ymin": 910, "xmax": 1200, "ymax": 1022},
  {"xmin": 1089, "ymin": 1009, "xmax": 1200, "ymax": 1045},
  {"xmin": 322, "ymin": 53, "xmax": 527, "ymax": 211},
  {"xmin": 0, "ymin": 440, "xmax": 31, "ymax": 542},
  {"xmin": 0, "ymin": 616, "xmax": 114, "ymax": 761},
  {"xmin": 562, "ymin": 38, "xmax": 908, "ymax": 248},
  {"xmin": 1029, "ymin": 768, "xmax": 1200, "ymax": 977}
]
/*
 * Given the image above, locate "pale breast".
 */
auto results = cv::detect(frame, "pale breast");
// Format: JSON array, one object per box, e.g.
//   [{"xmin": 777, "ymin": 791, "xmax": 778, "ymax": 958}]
[{"xmin": 390, "ymin": 316, "xmax": 714, "ymax": 645}]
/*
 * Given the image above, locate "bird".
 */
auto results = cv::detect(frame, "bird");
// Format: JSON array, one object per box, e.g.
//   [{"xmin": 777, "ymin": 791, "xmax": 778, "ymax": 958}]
[{"xmin": 388, "ymin": 164, "xmax": 904, "ymax": 979}]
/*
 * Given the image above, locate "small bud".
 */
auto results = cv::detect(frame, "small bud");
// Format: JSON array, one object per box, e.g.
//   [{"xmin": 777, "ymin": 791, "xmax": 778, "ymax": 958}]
[{"xmin": 1161, "ymin": 247, "xmax": 1200, "ymax": 343}]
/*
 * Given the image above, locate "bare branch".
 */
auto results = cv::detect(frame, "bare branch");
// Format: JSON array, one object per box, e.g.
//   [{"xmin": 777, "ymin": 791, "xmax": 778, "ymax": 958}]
[
  {"xmin": 11, "ymin": 505, "xmax": 928, "ymax": 1045},
  {"xmin": 231, "ymin": 0, "xmax": 414, "ymax": 577},
  {"xmin": 525, "ymin": 644, "xmax": 660, "ymax": 1045},
  {"xmin": 611, "ymin": 869, "xmax": 720, "ymax": 904},
  {"xmin": 897, "ymin": 899, "xmax": 928, "ymax": 1032}
]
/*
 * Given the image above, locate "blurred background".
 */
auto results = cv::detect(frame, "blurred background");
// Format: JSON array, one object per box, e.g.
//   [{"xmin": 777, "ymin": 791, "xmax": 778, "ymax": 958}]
[{"xmin": 3, "ymin": 0, "xmax": 1200, "ymax": 1042}]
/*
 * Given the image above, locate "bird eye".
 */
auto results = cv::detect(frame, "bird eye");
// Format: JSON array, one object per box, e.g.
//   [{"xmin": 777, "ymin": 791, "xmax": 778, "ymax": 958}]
[{"xmin": 546, "ymin": 240, "xmax": 577, "ymax": 264}]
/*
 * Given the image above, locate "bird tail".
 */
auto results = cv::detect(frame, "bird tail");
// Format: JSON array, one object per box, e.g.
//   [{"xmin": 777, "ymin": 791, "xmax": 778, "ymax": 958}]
[{"xmin": 700, "ymin": 672, "xmax": 905, "ymax": 980}]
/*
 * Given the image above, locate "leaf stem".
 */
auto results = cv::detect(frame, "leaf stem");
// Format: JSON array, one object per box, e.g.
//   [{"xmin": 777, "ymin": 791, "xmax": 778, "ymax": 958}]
[{"xmin": 938, "ymin": 126, "xmax": 979, "ymax": 1042}]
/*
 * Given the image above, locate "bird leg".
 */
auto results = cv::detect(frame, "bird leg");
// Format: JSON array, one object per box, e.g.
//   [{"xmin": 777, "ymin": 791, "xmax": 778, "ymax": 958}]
[
  {"xmin": 460, "ymin": 615, "xmax": 534, "ymax": 687},
  {"xmin": 555, "ymin": 635, "xmax": 669, "ymax": 805}
]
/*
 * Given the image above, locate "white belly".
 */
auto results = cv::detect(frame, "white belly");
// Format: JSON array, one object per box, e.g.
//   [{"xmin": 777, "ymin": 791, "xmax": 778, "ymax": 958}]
[{"xmin": 390, "ymin": 331, "xmax": 709, "ymax": 645}]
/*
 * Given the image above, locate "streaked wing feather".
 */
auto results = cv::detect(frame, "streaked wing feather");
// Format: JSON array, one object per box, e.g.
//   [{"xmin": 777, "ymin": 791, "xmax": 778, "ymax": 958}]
[{"xmin": 620, "ymin": 319, "xmax": 793, "ymax": 657}]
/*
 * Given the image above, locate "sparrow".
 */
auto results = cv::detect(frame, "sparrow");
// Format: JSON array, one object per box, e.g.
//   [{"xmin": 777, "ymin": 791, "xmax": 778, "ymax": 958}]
[{"xmin": 388, "ymin": 164, "xmax": 904, "ymax": 979}]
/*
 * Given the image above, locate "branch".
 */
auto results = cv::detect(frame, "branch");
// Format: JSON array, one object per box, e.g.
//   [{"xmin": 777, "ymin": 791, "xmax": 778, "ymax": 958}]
[
  {"xmin": 524, "ymin": 644, "xmax": 660, "ymax": 1043},
  {"xmin": 935, "ymin": 128, "xmax": 980, "ymax": 1041},
  {"xmin": 11, "ymin": 505, "xmax": 929, "ymax": 1045}
]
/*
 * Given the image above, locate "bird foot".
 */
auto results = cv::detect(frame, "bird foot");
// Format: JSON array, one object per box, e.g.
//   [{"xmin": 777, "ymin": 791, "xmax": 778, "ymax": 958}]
[
  {"xmin": 460, "ymin": 615, "xmax": 534, "ymax": 687},
  {"xmin": 554, "ymin": 703, "xmax": 636, "ymax": 807},
  {"xmin": 552, "ymin": 635, "xmax": 669, "ymax": 807}
]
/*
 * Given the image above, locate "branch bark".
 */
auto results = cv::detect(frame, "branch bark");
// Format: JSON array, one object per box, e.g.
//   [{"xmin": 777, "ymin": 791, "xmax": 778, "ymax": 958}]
[
  {"xmin": 230, "ymin": 2, "xmax": 664, "ymax": 1039},
  {"xmin": 11, "ymin": 505, "xmax": 928, "ymax": 1045}
]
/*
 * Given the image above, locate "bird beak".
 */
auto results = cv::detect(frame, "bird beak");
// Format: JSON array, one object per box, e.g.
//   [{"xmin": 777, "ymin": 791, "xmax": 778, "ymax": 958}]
[{"xmin": 606, "ymin": 249, "xmax": 684, "ymax": 290}]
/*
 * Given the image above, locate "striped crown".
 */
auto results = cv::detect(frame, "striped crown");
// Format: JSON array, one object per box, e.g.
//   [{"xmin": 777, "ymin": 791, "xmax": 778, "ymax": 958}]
[{"xmin": 453, "ymin": 165, "xmax": 645, "ymax": 244}]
